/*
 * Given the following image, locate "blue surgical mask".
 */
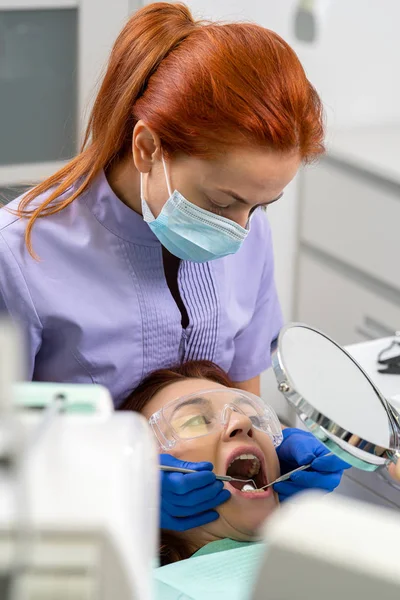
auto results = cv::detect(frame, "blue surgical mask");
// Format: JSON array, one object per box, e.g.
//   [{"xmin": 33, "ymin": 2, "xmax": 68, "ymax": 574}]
[{"xmin": 140, "ymin": 156, "xmax": 249, "ymax": 262}]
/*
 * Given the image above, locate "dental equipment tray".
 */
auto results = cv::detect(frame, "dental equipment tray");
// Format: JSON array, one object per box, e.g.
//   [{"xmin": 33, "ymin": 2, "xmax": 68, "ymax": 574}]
[{"xmin": 13, "ymin": 382, "xmax": 114, "ymax": 415}]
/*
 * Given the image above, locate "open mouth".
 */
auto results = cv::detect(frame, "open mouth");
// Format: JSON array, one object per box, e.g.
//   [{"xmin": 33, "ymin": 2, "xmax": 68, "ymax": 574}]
[{"xmin": 225, "ymin": 448, "xmax": 269, "ymax": 494}]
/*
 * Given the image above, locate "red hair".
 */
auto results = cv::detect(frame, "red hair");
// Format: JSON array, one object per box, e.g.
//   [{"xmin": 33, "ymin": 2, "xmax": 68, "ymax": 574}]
[
  {"xmin": 16, "ymin": 2, "xmax": 324, "ymax": 256},
  {"xmin": 119, "ymin": 360, "xmax": 236, "ymax": 566},
  {"xmin": 120, "ymin": 359, "xmax": 233, "ymax": 412}
]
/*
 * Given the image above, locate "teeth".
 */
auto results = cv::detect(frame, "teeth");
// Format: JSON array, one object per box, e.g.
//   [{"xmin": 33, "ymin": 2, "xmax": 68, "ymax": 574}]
[
  {"xmin": 241, "ymin": 483, "xmax": 265, "ymax": 493},
  {"xmin": 229, "ymin": 454, "xmax": 258, "ymax": 465},
  {"xmin": 228, "ymin": 454, "xmax": 261, "ymax": 478},
  {"xmin": 241, "ymin": 483, "xmax": 256, "ymax": 492},
  {"xmin": 227, "ymin": 454, "xmax": 262, "ymax": 488}
]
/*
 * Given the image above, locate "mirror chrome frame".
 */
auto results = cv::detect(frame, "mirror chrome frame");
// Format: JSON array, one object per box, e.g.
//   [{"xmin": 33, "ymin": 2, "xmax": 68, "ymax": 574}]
[{"xmin": 271, "ymin": 323, "xmax": 400, "ymax": 471}]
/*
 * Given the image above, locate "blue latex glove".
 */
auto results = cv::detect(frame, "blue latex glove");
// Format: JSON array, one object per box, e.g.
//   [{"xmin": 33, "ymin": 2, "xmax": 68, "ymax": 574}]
[
  {"xmin": 274, "ymin": 428, "xmax": 351, "ymax": 502},
  {"xmin": 160, "ymin": 454, "xmax": 231, "ymax": 532}
]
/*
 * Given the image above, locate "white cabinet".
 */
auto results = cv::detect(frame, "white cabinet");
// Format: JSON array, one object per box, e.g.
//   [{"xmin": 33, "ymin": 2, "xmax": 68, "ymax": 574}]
[
  {"xmin": 301, "ymin": 159, "xmax": 400, "ymax": 290},
  {"xmin": 296, "ymin": 128, "xmax": 400, "ymax": 345},
  {"xmin": 336, "ymin": 469, "xmax": 400, "ymax": 510},
  {"xmin": 297, "ymin": 250, "xmax": 400, "ymax": 346}
]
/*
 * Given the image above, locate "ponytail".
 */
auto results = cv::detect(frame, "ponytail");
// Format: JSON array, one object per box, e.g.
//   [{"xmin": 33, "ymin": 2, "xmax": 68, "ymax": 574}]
[{"xmin": 15, "ymin": 3, "xmax": 197, "ymax": 257}]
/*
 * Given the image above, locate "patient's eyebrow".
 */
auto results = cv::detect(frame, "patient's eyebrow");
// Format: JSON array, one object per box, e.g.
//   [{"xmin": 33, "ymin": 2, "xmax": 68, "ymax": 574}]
[{"xmin": 171, "ymin": 397, "xmax": 210, "ymax": 415}]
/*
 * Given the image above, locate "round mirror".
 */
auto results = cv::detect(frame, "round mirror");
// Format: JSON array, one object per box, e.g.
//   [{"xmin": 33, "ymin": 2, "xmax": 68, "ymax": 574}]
[{"xmin": 272, "ymin": 323, "xmax": 400, "ymax": 471}]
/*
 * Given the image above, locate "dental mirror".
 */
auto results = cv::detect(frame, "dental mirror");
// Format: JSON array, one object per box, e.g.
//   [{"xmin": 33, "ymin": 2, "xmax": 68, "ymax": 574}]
[{"xmin": 272, "ymin": 323, "xmax": 400, "ymax": 472}]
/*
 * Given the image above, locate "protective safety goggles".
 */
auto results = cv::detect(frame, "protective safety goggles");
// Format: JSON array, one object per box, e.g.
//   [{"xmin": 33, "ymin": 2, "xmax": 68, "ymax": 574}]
[{"xmin": 148, "ymin": 388, "xmax": 283, "ymax": 450}]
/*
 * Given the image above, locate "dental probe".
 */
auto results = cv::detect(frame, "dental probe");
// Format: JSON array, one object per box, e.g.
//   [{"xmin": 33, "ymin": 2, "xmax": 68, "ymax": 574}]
[
  {"xmin": 257, "ymin": 462, "xmax": 312, "ymax": 489},
  {"xmin": 161, "ymin": 452, "xmax": 333, "ymax": 490},
  {"xmin": 159, "ymin": 464, "xmax": 256, "ymax": 487},
  {"xmin": 258, "ymin": 452, "xmax": 334, "ymax": 490}
]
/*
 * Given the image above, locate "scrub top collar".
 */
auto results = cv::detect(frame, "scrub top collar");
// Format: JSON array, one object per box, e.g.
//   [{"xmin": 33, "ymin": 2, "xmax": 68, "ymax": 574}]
[{"xmin": 85, "ymin": 170, "xmax": 160, "ymax": 246}]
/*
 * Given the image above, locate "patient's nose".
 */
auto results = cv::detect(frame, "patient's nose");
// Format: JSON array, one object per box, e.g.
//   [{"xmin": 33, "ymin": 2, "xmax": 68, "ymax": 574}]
[{"xmin": 222, "ymin": 408, "xmax": 254, "ymax": 440}]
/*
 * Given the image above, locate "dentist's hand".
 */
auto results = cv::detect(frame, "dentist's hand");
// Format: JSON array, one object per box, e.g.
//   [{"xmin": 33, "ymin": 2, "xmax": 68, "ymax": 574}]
[
  {"xmin": 274, "ymin": 428, "xmax": 351, "ymax": 502},
  {"xmin": 160, "ymin": 454, "xmax": 231, "ymax": 532}
]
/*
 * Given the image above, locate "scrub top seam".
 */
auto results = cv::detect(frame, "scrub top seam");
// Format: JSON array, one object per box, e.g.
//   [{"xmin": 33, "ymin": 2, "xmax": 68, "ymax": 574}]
[
  {"xmin": 211, "ymin": 265, "xmax": 220, "ymax": 358},
  {"xmin": 189, "ymin": 265, "xmax": 213, "ymax": 360},
  {"xmin": 182, "ymin": 262, "xmax": 219, "ymax": 362},
  {"xmin": 69, "ymin": 349, "xmax": 95, "ymax": 383},
  {"xmin": 202, "ymin": 263, "xmax": 219, "ymax": 359},
  {"xmin": 208, "ymin": 261, "xmax": 222, "ymax": 361},
  {"xmin": 118, "ymin": 239, "xmax": 146, "ymax": 382},
  {"xmin": 193, "ymin": 266, "xmax": 210, "ymax": 356},
  {"xmin": 180, "ymin": 264, "xmax": 202, "ymax": 360},
  {"xmin": 0, "ymin": 211, "xmax": 20, "ymax": 232},
  {"xmin": 0, "ymin": 231, "xmax": 44, "ymax": 330},
  {"xmin": 83, "ymin": 193, "xmax": 160, "ymax": 247}
]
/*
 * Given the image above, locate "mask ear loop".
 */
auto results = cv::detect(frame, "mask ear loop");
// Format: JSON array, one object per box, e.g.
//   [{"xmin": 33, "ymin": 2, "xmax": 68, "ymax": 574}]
[
  {"xmin": 139, "ymin": 150, "xmax": 172, "ymax": 203},
  {"xmin": 139, "ymin": 171, "xmax": 145, "ymax": 202},
  {"xmin": 161, "ymin": 152, "xmax": 173, "ymax": 197}
]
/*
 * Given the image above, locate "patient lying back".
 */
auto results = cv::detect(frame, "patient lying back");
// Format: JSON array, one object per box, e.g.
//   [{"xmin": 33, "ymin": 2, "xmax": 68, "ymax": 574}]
[{"xmin": 120, "ymin": 360, "xmax": 280, "ymax": 565}]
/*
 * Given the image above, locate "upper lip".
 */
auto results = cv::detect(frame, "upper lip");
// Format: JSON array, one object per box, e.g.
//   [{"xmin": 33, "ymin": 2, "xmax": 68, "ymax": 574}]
[{"xmin": 224, "ymin": 445, "xmax": 268, "ymax": 485}]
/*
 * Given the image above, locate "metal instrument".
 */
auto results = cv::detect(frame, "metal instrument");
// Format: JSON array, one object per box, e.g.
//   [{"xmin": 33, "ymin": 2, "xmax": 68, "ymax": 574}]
[
  {"xmin": 160, "ymin": 462, "xmax": 320, "ymax": 490},
  {"xmin": 159, "ymin": 464, "xmax": 257, "ymax": 488},
  {"xmin": 258, "ymin": 462, "xmax": 313, "ymax": 489}
]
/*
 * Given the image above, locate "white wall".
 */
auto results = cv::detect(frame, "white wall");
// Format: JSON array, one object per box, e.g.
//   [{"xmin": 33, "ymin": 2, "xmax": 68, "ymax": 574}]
[
  {"xmin": 293, "ymin": 0, "xmax": 400, "ymax": 131},
  {"xmin": 79, "ymin": 0, "xmax": 143, "ymax": 139}
]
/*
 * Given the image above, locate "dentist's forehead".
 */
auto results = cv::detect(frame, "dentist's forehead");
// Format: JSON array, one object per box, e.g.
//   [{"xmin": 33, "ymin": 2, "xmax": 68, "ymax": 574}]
[{"xmin": 187, "ymin": 147, "xmax": 301, "ymax": 198}]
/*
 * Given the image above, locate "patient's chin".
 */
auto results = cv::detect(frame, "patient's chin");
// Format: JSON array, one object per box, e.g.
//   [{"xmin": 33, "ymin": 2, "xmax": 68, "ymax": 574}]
[
  {"xmin": 202, "ymin": 517, "xmax": 258, "ymax": 542},
  {"xmin": 205, "ymin": 495, "xmax": 279, "ymax": 541}
]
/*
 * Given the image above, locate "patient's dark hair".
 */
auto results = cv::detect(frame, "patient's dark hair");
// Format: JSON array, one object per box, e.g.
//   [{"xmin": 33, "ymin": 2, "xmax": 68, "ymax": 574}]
[{"xmin": 119, "ymin": 360, "xmax": 235, "ymax": 565}]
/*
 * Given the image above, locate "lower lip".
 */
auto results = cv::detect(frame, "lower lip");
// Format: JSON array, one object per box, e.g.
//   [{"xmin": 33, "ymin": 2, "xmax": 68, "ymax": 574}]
[{"xmin": 227, "ymin": 483, "xmax": 273, "ymax": 499}]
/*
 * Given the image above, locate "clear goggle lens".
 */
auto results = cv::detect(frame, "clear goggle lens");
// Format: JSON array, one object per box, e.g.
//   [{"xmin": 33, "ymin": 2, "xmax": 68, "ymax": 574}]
[{"xmin": 148, "ymin": 389, "xmax": 283, "ymax": 450}]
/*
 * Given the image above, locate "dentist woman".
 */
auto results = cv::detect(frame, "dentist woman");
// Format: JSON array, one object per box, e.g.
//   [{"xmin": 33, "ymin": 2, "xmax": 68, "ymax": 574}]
[{"xmin": 0, "ymin": 3, "xmax": 349, "ymax": 530}]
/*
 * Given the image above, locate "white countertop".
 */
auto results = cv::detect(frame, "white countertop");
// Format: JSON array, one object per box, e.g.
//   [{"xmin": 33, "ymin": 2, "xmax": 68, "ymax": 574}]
[
  {"xmin": 341, "ymin": 337, "xmax": 400, "ymax": 507},
  {"xmin": 326, "ymin": 124, "xmax": 400, "ymax": 186},
  {"xmin": 346, "ymin": 337, "xmax": 400, "ymax": 404}
]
